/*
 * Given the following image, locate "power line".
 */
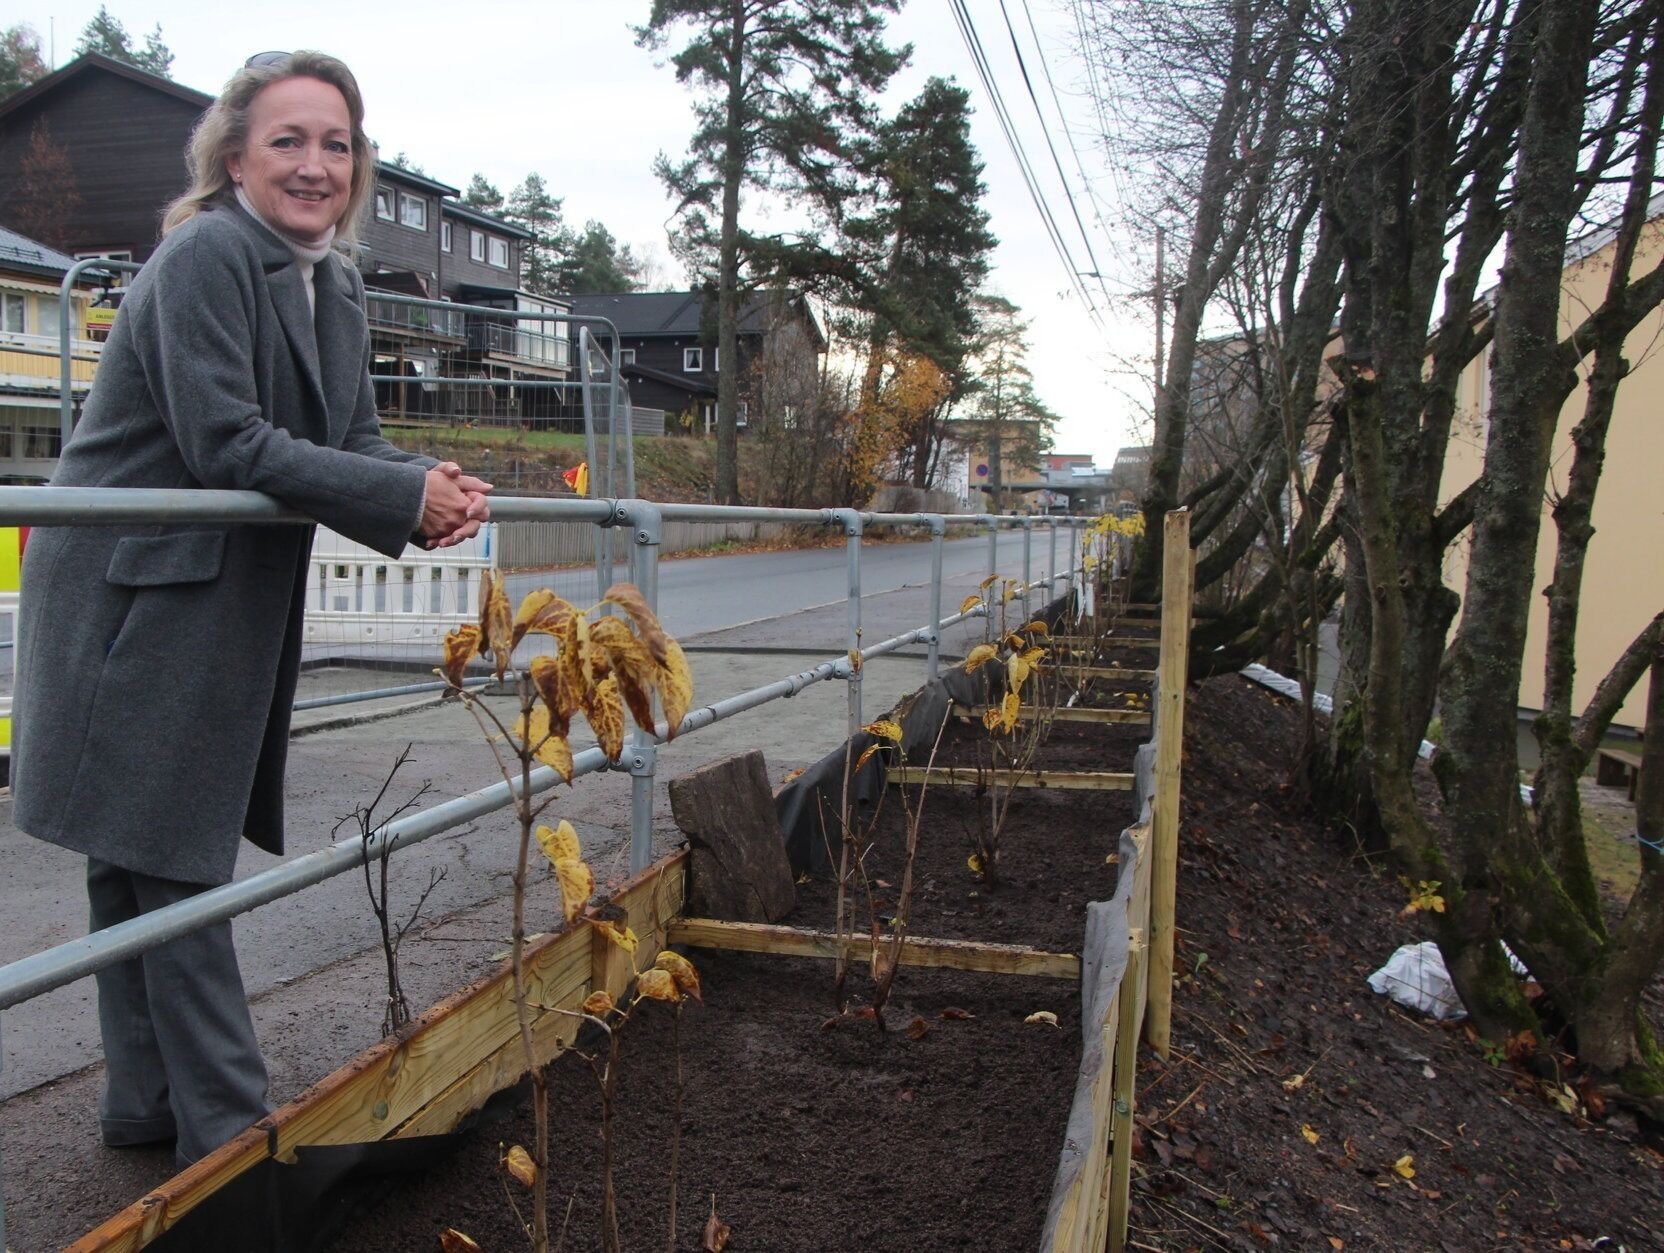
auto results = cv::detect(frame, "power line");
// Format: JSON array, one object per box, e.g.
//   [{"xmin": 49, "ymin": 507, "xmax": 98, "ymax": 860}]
[
  {"xmin": 998, "ymin": 0, "xmax": 1112, "ymax": 302},
  {"xmin": 948, "ymin": 0, "xmax": 1107, "ymax": 331}
]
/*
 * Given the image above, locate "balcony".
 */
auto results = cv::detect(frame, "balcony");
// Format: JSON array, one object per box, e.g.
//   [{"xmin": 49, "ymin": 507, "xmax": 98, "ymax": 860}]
[
  {"xmin": 467, "ymin": 319, "xmax": 572, "ymax": 371},
  {"xmin": 364, "ymin": 296, "xmax": 466, "ymax": 344}
]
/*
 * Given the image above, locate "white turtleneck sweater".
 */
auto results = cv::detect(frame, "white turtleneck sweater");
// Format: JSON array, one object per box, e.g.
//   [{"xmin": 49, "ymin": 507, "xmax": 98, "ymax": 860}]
[
  {"xmin": 234, "ymin": 187, "xmax": 432, "ymax": 537},
  {"xmin": 235, "ymin": 186, "xmax": 336, "ymax": 314}
]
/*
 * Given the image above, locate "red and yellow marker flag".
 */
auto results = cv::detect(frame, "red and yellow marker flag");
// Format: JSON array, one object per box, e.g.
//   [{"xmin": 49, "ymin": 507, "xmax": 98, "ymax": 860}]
[{"xmin": 563, "ymin": 461, "xmax": 590, "ymax": 496}]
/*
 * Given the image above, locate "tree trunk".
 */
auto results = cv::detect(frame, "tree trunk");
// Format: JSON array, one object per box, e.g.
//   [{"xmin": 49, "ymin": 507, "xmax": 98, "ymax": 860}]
[{"xmin": 1435, "ymin": 0, "xmax": 1601, "ymax": 1042}]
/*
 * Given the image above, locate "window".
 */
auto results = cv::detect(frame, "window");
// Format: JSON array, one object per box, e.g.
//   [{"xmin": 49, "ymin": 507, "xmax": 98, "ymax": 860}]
[
  {"xmin": 713, "ymin": 347, "xmax": 720, "ymax": 373},
  {"xmin": 1, "ymin": 293, "xmax": 25, "ymax": 334},
  {"xmin": 470, "ymin": 230, "xmax": 486, "ymax": 262},
  {"xmin": 488, "ymin": 237, "xmax": 510, "ymax": 269},
  {"xmin": 683, "ymin": 346, "xmax": 703, "ymax": 372},
  {"xmin": 22, "ymin": 426, "xmax": 61, "ymax": 458},
  {"xmin": 441, "ymin": 221, "xmax": 452, "ymax": 252},
  {"xmin": 398, "ymin": 192, "xmax": 428, "ymax": 231},
  {"xmin": 375, "ymin": 187, "xmax": 395, "ymax": 221},
  {"xmin": 620, "ymin": 348, "xmax": 636, "ymax": 366}
]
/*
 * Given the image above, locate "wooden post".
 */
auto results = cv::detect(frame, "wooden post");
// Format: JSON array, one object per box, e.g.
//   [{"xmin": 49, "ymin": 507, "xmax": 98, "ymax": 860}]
[{"xmin": 1145, "ymin": 509, "xmax": 1192, "ymax": 1058}]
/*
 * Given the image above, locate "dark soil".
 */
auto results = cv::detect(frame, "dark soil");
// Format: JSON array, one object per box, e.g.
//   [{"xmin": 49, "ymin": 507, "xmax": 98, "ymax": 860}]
[
  {"xmin": 317, "ymin": 671, "xmax": 1664, "ymax": 1251},
  {"xmin": 327, "ymin": 698, "xmax": 1136, "ymax": 1251},
  {"xmin": 1132, "ymin": 677, "xmax": 1664, "ymax": 1251}
]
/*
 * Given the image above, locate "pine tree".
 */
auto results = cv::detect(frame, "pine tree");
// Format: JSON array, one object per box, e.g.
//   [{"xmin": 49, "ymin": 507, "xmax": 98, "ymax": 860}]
[
  {"xmin": 461, "ymin": 174, "xmax": 503, "ymax": 213},
  {"xmin": 638, "ymin": 0, "xmax": 908, "ymax": 504},
  {"xmin": 850, "ymin": 78, "xmax": 997, "ymax": 486},
  {"xmin": 559, "ymin": 221, "xmax": 644, "ymax": 295},
  {"xmin": 954, "ymin": 295, "xmax": 1058, "ymax": 512},
  {"xmin": 0, "ymin": 24, "xmax": 48, "ymax": 101},
  {"xmin": 389, "ymin": 151, "xmax": 427, "ymax": 177},
  {"xmin": 74, "ymin": 7, "xmax": 173, "ymax": 77},
  {"xmin": 504, "ymin": 173, "xmax": 568, "ymax": 294}
]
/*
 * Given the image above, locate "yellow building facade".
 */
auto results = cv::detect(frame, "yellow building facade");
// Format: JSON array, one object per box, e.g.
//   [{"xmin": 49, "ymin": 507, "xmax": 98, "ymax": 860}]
[{"xmin": 1442, "ymin": 197, "xmax": 1664, "ymax": 729}]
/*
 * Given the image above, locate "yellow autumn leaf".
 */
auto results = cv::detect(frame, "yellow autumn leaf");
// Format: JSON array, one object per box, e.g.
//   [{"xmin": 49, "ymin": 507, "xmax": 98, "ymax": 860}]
[
  {"xmin": 1005, "ymin": 632, "xmax": 1025, "ymax": 651},
  {"xmin": 535, "ymin": 734, "xmax": 574, "ymax": 783},
  {"xmin": 1002, "ymin": 582, "xmax": 1017, "ymax": 604},
  {"xmin": 583, "ymin": 674, "xmax": 627, "ymax": 761},
  {"xmin": 967, "ymin": 851, "xmax": 985, "ymax": 874},
  {"xmin": 591, "ymin": 617, "xmax": 658, "ymax": 728},
  {"xmin": 863, "ymin": 720, "xmax": 904, "ymax": 743},
  {"xmin": 582, "ymin": 990, "xmax": 616, "ymax": 1016},
  {"xmin": 965, "ymin": 643, "xmax": 998, "ymax": 673},
  {"xmin": 536, "ymin": 820, "xmax": 581, "ymax": 866},
  {"xmin": 1008, "ymin": 653, "xmax": 1032, "ymax": 689},
  {"xmin": 1020, "ymin": 646, "xmax": 1047, "ymax": 668},
  {"xmin": 439, "ymin": 624, "xmax": 482, "ymax": 689},
  {"xmin": 1023, "ymin": 620, "xmax": 1050, "ymax": 636},
  {"xmin": 554, "ymin": 857, "xmax": 594, "ymax": 926},
  {"xmin": 504, "ymin": 1144, "xmax": 537, "ymax": 1188},
  {"xmin": 439, "ymin": 1231, "xmax": 481, "ymax": 1253},
  {"xmin": 1024, "ymin": 1010, "xmax": 1060, "ymax": 1027},
  {"xmin": 530, "ymin": 652, "xmax": 581, "ymax": 739},
  {"xmin": 981, "ymin": 706, "xmax": 1002, "ymax": 732},
  {"xmin": 478, "ymin": 570, "xmax": 514, "ymax": 678},
  {"xmin": 512, "ymin": 588, "xmax": 576, "ymax": 647},
  {"xmin": 594, "ymin": 920, "xmax": 637, "ymax": 953},
  {"xmin": 999, "ymin": 690, "xmax": 1021, "ymax": 734},
  {"xmin": 1301, "ymin": 1125, "xmax": 1320, "ymax": 1145},
  {"xmin": 978, "ymin": 574, "xmax": 998, "ymax": 590},
  {"xmin": 1392, "ymin": 1154, "xmax": 1415, "ymax": 1179},
  {"xmin": 601, "ymin": 582, "xmax": 671, "ymax": 664},
  {"xmin": 657, "ymin": 637, "xmax": 694, "ymax": 738},
  {"xmin": 654, "ymin": 950, "xmax": 703, "ymax": 1002},
  {"xmin": 959, "ymin": 593, "xmax": 982, "ymax": 615},
  {"xmin": 636, "ymin": 967, "xmax": 679, "ymax": 1002},
  {"xmin": 855, "ymin": 742, "xmax": 887, "ymax": 771}
]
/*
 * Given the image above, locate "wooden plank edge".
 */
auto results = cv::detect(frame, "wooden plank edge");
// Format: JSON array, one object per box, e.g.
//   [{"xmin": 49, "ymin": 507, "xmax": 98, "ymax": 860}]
[
  {"xmin": 667, "ymin": 917, "xmax": 1080, "ymax": 979},
  {"xmin": 955, "ymin": 704, "xmax": 1150, "ymax": 726},
  {"xmin": 67, "ymin": 851, "xmax": 689, "ymax": 1252},
  {"xmin": 889, "ymin": 767, "xmax": 1135, "ymax": 791}
]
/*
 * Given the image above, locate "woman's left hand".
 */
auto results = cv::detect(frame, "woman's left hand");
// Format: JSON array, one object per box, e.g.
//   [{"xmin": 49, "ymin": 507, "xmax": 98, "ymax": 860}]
[{"xmin": 423, "ymin": 462, "xmax": 493, "ymax": 549}]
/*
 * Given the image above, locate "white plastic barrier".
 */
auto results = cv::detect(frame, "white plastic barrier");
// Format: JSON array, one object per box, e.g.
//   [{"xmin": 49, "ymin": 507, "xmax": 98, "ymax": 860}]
[{"xmin": 302, "ymin": 523, "xmax": 496, "ymax": 650}]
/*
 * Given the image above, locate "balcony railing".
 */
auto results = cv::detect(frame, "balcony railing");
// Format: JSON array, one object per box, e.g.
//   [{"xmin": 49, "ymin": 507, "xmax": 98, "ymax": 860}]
[
  {"xmin": 364, "ymin": 297, "xmax": 466, "ymax": 341},
  {"xmin": 467, "ymin": 320, "xmax": 572, "ymax": 370}
]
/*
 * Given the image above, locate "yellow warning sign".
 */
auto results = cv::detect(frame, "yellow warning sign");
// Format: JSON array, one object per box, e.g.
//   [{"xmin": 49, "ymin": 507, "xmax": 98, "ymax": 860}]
[{"xmin": 0, "ymin": 528, "xmax": 20, "ymax": 594}]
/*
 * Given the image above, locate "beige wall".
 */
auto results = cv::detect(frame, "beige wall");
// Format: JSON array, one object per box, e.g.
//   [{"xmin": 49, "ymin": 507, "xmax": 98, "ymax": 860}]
[{"xmin": 1441, "ymin": 216, "xmax": 1664, "ymax": 729}]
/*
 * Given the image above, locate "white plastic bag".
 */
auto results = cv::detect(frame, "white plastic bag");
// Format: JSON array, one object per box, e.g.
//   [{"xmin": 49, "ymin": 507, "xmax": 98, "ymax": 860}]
[{"xmin": 1367, "ymin": 941, "xmax": 1467, "ymax": 1020}]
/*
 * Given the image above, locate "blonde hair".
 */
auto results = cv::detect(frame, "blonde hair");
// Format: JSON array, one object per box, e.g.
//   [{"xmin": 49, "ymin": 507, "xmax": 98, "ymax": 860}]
[{"xmin": 162, "ymin": 51, "xmax": 375, "ymax": 246}]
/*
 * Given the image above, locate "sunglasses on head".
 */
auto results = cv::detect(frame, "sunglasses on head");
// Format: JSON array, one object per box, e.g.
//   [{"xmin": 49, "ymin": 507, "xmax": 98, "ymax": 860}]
[{"xmin": 244, "ymin": 51, "xmax": 291, "ymax": 68}]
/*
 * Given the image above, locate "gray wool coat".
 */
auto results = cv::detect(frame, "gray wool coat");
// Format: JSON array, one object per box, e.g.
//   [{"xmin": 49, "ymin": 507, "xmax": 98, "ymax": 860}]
[{"xmin": 12, "ymin": 202, "xmax": 437, "ymax": 886}]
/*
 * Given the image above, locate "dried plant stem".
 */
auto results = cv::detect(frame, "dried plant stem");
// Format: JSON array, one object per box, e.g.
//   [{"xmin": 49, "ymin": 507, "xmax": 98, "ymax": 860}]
[
  {"xmin": 599, "ymin": 1028, "xmax": 623, "ymax": 1253},
  {"xmin": 871, "ymin": 712, "xmax": 950, "ymax": 1019},
  {"xmin": 668, "ymin": 1002, "xmax": 684, "ymax": 1253},
  {"xmin": 832, "ymin": 735, "xmax": 856, "ymax": 1011}
]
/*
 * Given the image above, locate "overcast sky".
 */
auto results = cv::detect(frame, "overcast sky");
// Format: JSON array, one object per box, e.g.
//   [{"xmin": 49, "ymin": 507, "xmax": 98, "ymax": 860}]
[{"xmin": 19, "ymin": 1, "xmax": 1156, "ymax": 463}]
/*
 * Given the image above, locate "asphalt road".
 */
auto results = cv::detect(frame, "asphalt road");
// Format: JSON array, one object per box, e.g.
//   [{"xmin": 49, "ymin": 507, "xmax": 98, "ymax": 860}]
[{"xmin": 0, "ymin": 529, "xmax": 1057, "ymax": 1102}]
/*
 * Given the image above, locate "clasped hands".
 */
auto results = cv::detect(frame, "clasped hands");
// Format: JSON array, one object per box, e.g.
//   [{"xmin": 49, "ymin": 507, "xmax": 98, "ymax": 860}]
[{"xmin": 420, "ymin": 461, "xmax": 494, "ymax": 550}]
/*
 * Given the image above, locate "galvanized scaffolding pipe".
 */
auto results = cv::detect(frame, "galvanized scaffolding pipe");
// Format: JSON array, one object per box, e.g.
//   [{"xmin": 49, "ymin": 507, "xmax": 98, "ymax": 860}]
[
  {"xmin": 927, "ymin": 515, "xmax": 946, "ymax": 680},
  {"xmin": 623, "ymin": 500, "xmax": 663, "ymax": 875}
]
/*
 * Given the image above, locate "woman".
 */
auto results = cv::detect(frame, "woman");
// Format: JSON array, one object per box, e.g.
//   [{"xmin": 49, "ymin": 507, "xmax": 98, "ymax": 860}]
[{"xmin": 11, "ymin": 51, "xmax": 491, "ymax": 1165}]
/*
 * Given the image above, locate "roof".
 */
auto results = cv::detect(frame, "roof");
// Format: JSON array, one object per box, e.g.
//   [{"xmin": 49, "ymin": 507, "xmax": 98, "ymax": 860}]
[
  {"xmin": 376, "ymin": 161, "xmax": 460, "ymax": 199},
  {"xmin": 568, "ymin": 290, "xmax": 824, "ymax": 345},
  {"xmin": 443, "ymin": 202, "xmax": 534, "ymax": 241},
  {"xmin": 0, "ymin": 223, "xmax": 90, "ymax": 280},
  {"xmin": 623, "ymin": 360, "xmax": 717, "ymax": 396},
  {"xmin": 0, "ymin": 52, "xmax": 212, "ymax": 124},
  {"xmin": 0, "ymin": 54, "xmax": 528, "ymax": 241}
]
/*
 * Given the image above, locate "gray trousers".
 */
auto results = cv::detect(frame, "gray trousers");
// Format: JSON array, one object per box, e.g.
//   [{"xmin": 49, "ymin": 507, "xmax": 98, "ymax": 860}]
[{"xmin": 87, "ymin": 857, "xmax": 270, "ymax": 1164}]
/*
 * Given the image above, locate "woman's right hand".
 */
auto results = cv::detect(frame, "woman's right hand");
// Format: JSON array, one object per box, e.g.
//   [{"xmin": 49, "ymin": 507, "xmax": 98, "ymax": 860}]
[{"xmin": 420, "ymin": 463, "xmax": 493, "ymax": 549}]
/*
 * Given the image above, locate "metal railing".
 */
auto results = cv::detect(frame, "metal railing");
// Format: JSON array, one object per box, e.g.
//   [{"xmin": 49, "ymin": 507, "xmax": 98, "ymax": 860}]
[
  {"xmin": 364, "ymin": 295, "xmax": 467, "ymax": 340},
  {"xmin": 467, "ymin": 319, "xmax": 573, "ymax": 369},
  {"xmin": 0, "ymin": 486, "xmax": 1101, "ymax": 1243}
]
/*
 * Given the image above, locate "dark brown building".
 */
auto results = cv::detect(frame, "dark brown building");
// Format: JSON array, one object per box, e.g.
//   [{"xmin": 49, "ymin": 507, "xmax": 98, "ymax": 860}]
[
  {"xmin": 566, "ymin": 290, "xmax": 825, "ymax": 433},
  {"xmin": 0, "ymin": 54, "xmax": 569, "ymax": 426}
]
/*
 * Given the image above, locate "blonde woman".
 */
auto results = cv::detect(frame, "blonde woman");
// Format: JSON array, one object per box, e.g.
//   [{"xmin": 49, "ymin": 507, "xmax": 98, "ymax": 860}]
[{"xmin": 12, "ymin": 51, "xmax": 490, "ymax": 1164}]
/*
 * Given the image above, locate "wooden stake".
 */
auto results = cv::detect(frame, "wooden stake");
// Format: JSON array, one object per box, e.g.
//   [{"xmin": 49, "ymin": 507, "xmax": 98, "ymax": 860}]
[
  {"xmin": 667, "ymin": 918, "xmax": 1080, "ymax": 979},
  {"xmin": 1145, "ymin": 510, "xmax": 1193, "ymax": 1060}
]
